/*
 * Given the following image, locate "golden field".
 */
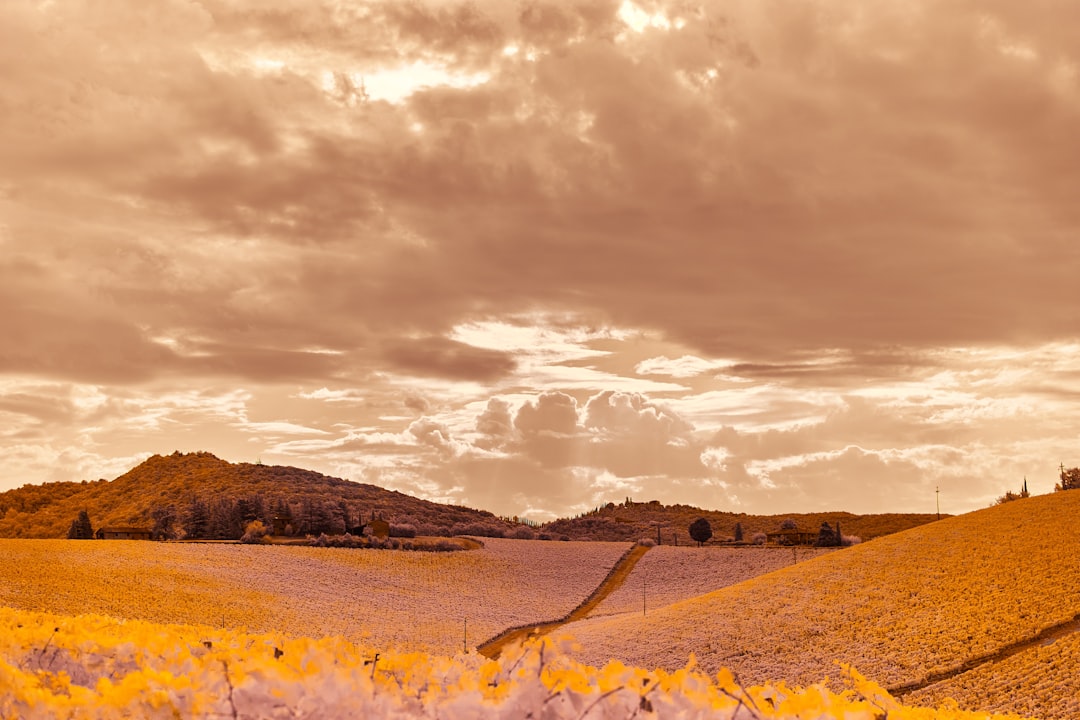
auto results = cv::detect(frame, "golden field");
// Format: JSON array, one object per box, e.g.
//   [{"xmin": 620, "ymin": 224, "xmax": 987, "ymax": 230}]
[
  {"xmin": 562, "ymin": 491, "xmax": 1080, "ymax": 717},
  {"xmin": 0, "ymin": 537, "xmax": 628, "ymax": 655},
  {"xmin": 906, "ymin": 626, "xmax": 1080, "ymax": 719},
  {"xmin": 587, "ymin": 545, "xmax": 834, "ymax": 619},
  {"xmin": 5, "ymin": 492, "xmax": 1080, "ymax": 717}
]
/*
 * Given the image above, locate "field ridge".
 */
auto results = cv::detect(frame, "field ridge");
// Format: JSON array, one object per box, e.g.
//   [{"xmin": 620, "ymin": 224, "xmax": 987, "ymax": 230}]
[
  {"xmin": 477, "ymin": 542, "xmax": 649, "ymax": 658},
  {"xmin": 890, "ymin": 611, "xmax": 1080, "ymax": 697}
]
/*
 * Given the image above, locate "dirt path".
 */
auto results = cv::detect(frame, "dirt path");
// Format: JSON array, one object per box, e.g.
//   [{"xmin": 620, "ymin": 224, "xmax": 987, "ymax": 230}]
[
  {"xmin": 476, "ymin": 544, "xmax": 651, "ymax": 659},
  {"xmin": 889, "ymin": 612, "xmax": 1080, "ymax": 697}
]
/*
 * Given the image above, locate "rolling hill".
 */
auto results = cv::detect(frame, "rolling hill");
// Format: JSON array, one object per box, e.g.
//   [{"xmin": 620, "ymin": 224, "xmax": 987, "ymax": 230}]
[
  {"xmin": 560, "ymin": 490, "xmax": 1080, "ymax": 718},
  {"xmin": 544, "ymin": 498, "xmax": 942, "ymax": 543},
  {"xmin": 0, "ymin": 451, "xmax": 518, "ymax": 539},
  {"xmin": 0, "ymin": 451, "xmax": 943, "ymax": 542}
]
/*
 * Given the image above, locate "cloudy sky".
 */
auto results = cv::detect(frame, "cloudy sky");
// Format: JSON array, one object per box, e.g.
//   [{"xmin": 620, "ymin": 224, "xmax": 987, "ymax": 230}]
[{"xmin": 2, "ymin": 0, "xmax": 1078, "ymax": 521}]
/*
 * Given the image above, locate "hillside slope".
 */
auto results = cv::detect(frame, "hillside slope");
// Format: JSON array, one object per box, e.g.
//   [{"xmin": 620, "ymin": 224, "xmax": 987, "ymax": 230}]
[
  {"xmin": 0, "ymin": 452, "xmax": 516, "ymax": 539},
  {"xmin": 562, "ymin": 491, "xmax": 1080, "ymax": 703},
  {"xmin": 543, "ymin": 500, "xmax": 941, "ymax": 543}
]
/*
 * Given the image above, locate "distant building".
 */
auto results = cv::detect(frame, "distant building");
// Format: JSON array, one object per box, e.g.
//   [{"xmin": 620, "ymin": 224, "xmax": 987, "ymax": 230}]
[
  {"xmin": 367, "ymin": 518, "xmax": 390, "ymax": 539},
  {"xmin": 765, "ymin": 529, "xmax": 816, "ymax": 546},
  {"xmin": 271, "ymin": 515, "xmax": 293, "ymax": 536},
  {"xmin": 97, "ymin": 526, "xmax": 152, "ymax": 540}
]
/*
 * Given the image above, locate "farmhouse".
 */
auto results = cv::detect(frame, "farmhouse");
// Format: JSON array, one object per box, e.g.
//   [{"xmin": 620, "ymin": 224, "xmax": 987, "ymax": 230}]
[
  {"xmin": 97, "ymin": 526, "xmax": 152, "ymax": 540},
  {"xmin": 766, "ymin": 529, "xmax": 816, "ymax": 546},
  {"xmin": 271, "ymin": 514, "xmax": 293, "ymax": 535}
]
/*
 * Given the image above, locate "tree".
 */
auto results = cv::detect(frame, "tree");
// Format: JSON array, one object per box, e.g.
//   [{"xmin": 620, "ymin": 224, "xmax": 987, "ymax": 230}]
[
  {"xmin": 182, "ymin": 498, "xmax": 209, "ymax": 539},
  {"xmin": 997, "ymin": 478, "xmax": 1032, "ymax": 505},
  {"xmin": 733, "ymin": 522, "xmax": 744, "ymax": 542},
  {"xmin": 1056, "ymin": 466, "xmax": 1080, "ymax": 492},
  {"xmin": 150, "ymin": 505, "xmax": 178, "ymax": 540},
  {"xmin": 66, "ymin": 510, "xmax": 94, "ymax": 539},
  {"xmin": 688, "ymin": 517, "xmax": 712, "ymax": 546},
  {"xmin": 815, "ymin": 521, "xmax": 838, "ymax": 547}
]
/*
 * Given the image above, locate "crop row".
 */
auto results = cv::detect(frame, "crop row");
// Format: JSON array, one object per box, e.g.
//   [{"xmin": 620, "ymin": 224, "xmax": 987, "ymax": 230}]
[
  {"xmin": 0, "ymin": 606, "xmax": 1025, "ymax": 720},
  {"xmin": 906, "ymin": 626, "xmax": 1080, "ymax": 720}
]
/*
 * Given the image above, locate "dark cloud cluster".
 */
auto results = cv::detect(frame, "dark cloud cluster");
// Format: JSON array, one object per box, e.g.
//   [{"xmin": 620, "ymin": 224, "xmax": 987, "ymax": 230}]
[{"xmin": 2, "ymin": 0, "xmax": 1079, "ymax": 517}]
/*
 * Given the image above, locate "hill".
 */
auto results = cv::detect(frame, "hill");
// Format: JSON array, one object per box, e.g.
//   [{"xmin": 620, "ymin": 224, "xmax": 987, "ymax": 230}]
[
  {"xmin": 0, "ymin": 452, "xmax": 941, "ymax": 542},
  {"xmin": 561, "ymin": 490, "xmax": 1080, "ymax": 717},
  {"xmin": 542, "ymin": 498, "xmax": 941, "ymax": 543},
  {"xmin": 0, "ymin": 451, "xmax": 518, "ymax": 539}
]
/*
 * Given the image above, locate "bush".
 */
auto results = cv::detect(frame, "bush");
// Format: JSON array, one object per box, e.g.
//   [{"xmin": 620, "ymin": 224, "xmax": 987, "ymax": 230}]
[
  {"xmin": 841, "ymin": 535, "xmax": 862, "ymax": 546},
  {"xmin": 450, "ymin": 522, "xmax": 506, "ymax": 538},
  {"xmin": 751, "ymin": 532, "xmax": 767, "ymax": 545},
  {"xmin": 511, "ymin": 526, "xmax": 536, "ymax": 540},
  {"xmin": 415, "ymin": 523, "xmax": 443, "ymax": 537},
  {"xmin": 240, "ymin": 520, "xmax": 269, "ymax": 544},
  {"xmin": 638, "ymin": 538, "xmax": 656, "ymax": 547},
  {"xmin": 389, "ymin": 523, "xmax": 417, "ymax": 538}
]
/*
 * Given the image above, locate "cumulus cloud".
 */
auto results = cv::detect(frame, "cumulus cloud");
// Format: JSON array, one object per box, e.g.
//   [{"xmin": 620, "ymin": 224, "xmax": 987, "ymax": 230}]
[{"xmin": 1, "ymin": 0, "xmax": 1079, "ymax": 519}]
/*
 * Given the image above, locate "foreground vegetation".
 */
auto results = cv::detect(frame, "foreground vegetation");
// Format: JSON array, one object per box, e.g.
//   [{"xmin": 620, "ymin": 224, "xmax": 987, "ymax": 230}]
[{"xmin": 0, "ymin": 606, "xmax": 1025, "ymax": 720}]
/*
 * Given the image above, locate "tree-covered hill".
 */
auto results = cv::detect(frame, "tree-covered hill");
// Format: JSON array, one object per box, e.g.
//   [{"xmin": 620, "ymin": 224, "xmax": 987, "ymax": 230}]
[
  {"xmin": 0, "ymin": 452, "xmax": 516, "ymax": 539},
  {"xmin": 543, "ymin": 498, "xmax": 942, "ymax": 544},
  {"xmin": 0, "ymin": 451, "xmax": 942, "ymax": 542}
]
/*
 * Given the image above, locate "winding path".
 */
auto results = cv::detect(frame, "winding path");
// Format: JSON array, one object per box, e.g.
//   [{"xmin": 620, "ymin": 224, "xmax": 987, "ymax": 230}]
[
  {"xmin": 477, "ymin": 543, "xmax": 651, "ymax": 659},
  {"xmin": 890, "ymin": 612, "xmax": 1080, "ymax": 697}
]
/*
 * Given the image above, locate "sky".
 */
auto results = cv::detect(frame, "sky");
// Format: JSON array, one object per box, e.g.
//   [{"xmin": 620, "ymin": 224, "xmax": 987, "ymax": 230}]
[{"xmin": 2, "ymin": 0, "xmax": 1079, "ymax": 521}]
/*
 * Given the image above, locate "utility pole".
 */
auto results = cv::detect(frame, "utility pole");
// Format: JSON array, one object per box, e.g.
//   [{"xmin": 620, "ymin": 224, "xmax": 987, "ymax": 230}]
[
  {"xmin": 463, "ymin": 618, "xmax": 467, "ymax": 654},
  {"xmin": 936, "ymin": 486, "xmax": 940, "ymax": 520},
  {"xmin": 642, "ymin": 575, "xmax": 646, "ymax": 616}
]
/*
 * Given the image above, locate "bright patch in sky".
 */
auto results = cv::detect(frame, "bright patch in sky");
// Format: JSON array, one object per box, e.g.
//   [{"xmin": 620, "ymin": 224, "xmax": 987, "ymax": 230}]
[
  {"xmin": 359, "ymin": 62, "xmax": 491, "ymax": 103},
  {"xmin": 617, "ymin": 1, "xmax": 673, "ymax": 32}
]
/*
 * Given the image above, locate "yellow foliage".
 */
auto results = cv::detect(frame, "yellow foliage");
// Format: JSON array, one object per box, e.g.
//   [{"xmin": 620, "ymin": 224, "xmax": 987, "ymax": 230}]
[{"xmin": 0, "ymin": 607, "xmax": 1030, "ymax": 719}]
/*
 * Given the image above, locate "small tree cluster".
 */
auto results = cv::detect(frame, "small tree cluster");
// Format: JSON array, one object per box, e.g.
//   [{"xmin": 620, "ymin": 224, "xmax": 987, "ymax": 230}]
[
  {"xmin": 1055, "ymin": 467, "xmax": 1080, "ymax": 492},
  {"xmin": 815, "ymin": 521, "xmax": 844, "ymax": 547},
  {"xmin": 996, "ymin": 478, "xmax": 1030, "ymax": 505},
  {"xmin": 66, "ymin": 510, "xmax": 94, "ymax": 540}
]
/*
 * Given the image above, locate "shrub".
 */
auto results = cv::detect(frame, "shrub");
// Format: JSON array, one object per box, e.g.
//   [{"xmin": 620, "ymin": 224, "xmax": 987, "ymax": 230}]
[
  {"xmin": 638, "ymin": 538, "xmax": 656, "ymax": 547},
  {"xmin": 841, "ymin": 535, "xmax": 862, "ymax": 546},
  {"xmin": 415, "ymin": 523, "xmax": 444, "ymax": 537},
  {"xmin": 450, "ymin": 522, "xmax": 506, "ymax": 538},
  {"xmin": 752, "ymin": 532, "xmax": 767, "ymax": 545},
  {"xmin": 389, "ymin": 523, "xmax": 417, "ymax": 538},
  {"xmin": 780, "ymin": 518, "xmax": 798, "ymax": 531},
  {"xmin": 240, "ymin": 520, "xmax": 269, "ymax": 545},
  {"xmin": 511, "ymin": 526, "xmax": 536, "ymax": 540}
]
